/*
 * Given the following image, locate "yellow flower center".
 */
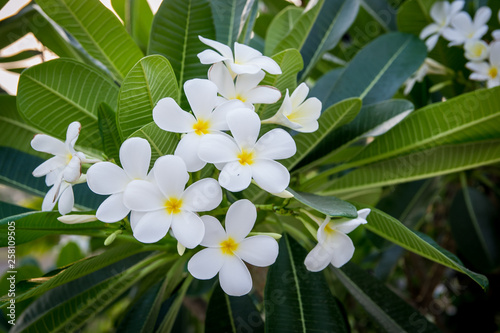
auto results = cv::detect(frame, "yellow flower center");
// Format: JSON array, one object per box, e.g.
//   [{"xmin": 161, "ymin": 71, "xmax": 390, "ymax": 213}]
[
  {"xmin": 66, "ymin": 153, "xmax": 73, "ymax": 164},
  {"xmin": 489, "ymin": 67, "xmax": 498, "ymax": 79},
  {"xmin": 220, "ymin": 237, "xmax": 238, "ymax": 255},
  {"xmin": 193, "ymin": 119, "xmax": 210, "ymax": 136},
  {"xmin": 164, "ymin": 197, "xmax": 183, "ymax": 214},
  {"xmin": 324, "ymin": 223, "xmax": 336, "ymax": 235},
  {"xmin": 237, "ymin": 149, "xmax": 254, "ymax": 165},
  {"xmin": 235, "ymin": 94, "xmax": 247, "ymax": 102},
  {"xmin": 472, "ymin": 44, "xmax": 485, "ymax": 57}
]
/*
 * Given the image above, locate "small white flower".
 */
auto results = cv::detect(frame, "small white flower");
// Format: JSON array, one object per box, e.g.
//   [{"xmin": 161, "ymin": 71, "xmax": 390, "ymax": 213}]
[
  {"xmin": 197, "ymin": 36, "xmax": 282, "ymax": 76},
  {"xmin": 466, "ymin": 42, "xmax": 500, "ymax": 88},
  {"xmin": 188, "ymin": 199, "xmax": 279, "ymax": 296},
  {"xmin": 199, "ymin": 109, "xmax": 296, "ymax": 193},
  {"xmin": 419, "ymin": 1, "xmax": 464, "ymax": 51},
  {"xmin": 464, "ymin": 39, "xmax": 489, "ymax": 61},
  {"xmin": 87, "ymin": 137, "xmax": 152, "ymax": 223},
  {"xmin": 208, "ymin": 63, "xmax": 281, "ymax": 108},
  {"xmin": 493, "ymin": 10, "xmax": 500, "ymax": 40},
  {"xmin": 261, "ymin": 83, "xmax": 321, "ymax": 133},
  {"xmin": 153, "ymin": 79, "xmax": 246, "ymax": 172},
  {"xmin": 123, "ymin": 155, "xmax": 222, "ymax": 247},
  {"xmin": 304, "ymin": 209, "xmax": 370, "ymax": 271},
  {"xmin": 442, "ymin": 6, "xmax": 491, "ymax": 46},
  {"xmin": 403, "ymin": 58, "xmax": 448, "ymax": 95},
  {"xmin": 43, "ymin": 181, "xmax": 75, "ymax": 215}
]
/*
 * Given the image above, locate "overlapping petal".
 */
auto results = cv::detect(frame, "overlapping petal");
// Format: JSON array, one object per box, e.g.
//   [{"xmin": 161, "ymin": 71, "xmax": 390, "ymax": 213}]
[
  {"xmin": 200, "ymin": 215, "xmax": 227, "ymax": 247},
  {"xmin": 133, "ymin": 210, "xmax": 171, "ymax": 243},
  {"xmin": 188, "ymin": 248, "xmax": 226, "ymax": 279},
  {"xmin": 171, "ymin": 211, "xmax": 205, "ymax": 249},
  {"xmin": 123, "ymin": 180, "xmax": 165, "ymax": 211},
  {"xmin": 96, "ymin": 193, "xmax": 130, "ymax": 223},
  {"xmin": 87, "ymin": 162, "xmax": 130, "ymax": 195},
  {"xmin": 152, "ymin": 155, "xmax": 189, "ymax": 198},
  {"xmin": 153, "ymin": 97, "xmax": 196, "ymax": 133},
  {"xmin": 219, "ymin": 255, "xmax": 253, "ymax": 296},
  {"xmin": 182, "ymin": 178, "xmax": 222, "ymax": 212},
  {"xmin": 236, "ymin": 236, "xmax": 279, "ymax": 266},
  {"xmin": 225, "ymin": 199, "xmax": 255, "ymax": 241},
  {"xmin": 251, "ymin": 159, "xmax": 290, "ymax": 194}
]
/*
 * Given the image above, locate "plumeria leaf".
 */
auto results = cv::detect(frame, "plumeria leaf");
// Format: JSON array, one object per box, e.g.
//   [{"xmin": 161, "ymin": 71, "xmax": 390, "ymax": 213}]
[
  {"xmin": 238, "ymin": 0, "xmax": 259, "ymax": 45},
  {"xmin": 205, "ymin": 284, "xmax": 264, "ymax": 333},
  {"xmin": 264, "ymin": 6, "xmax": 303, "ymax": 56},
  {"xmin": 288, "ymin": 189, "xmax": 357, "ymax": 218},
  {"xmin": 111, "ymin": 0, "xmax": 153, "ymax": 53},
  {"xmin": 265, "ymin": 233, "xmax": 350, "ymax": 333},
  {"xmin": 210, "ymin": 0, "xmax": 255, "ymax": 46},
  {"xmin": 155, "ymin": 276, "xmax": 193, "ymax": 333},
  {"xmin": 56, "ymin": 242, "xmax": 85, "ymax": 268},
  {"xmin": 117, "ymin": 55, "xmax": 179, "ymax": 139},
  {"xmin": 36, "ymin": 0, "xmax": 144, "ymax": 82},
  {"xmin": 98, "ymin": 103, "xmax": 122, "ymax": 164},
  {"xmin": 0, "ymin": 201, "xmax": 31, "ymax": 218},
  {"xmin": 0, "ymin": 50, "xmax": 40, "ymax": 63},
  {"xmin": 332, "ymin": 262, "xmax": 441, "ymax": 333},
  {"xmin": 17, "ymin": 59, "xmax": 119, "ymax": 151},
  {"xmin": 351, "ymin": 203, "xmax": 489, "ymax": 289}
]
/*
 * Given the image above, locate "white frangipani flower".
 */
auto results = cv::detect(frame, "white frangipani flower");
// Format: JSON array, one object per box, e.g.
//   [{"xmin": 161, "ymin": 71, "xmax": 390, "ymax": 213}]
[
  {"xmin": 304, "ymin": 209, "xmax": 370, "ymax": 271},
  {"xmin": 464, "ymin": 39, "xmax": 489, "ymax": 61},
  {"xmin": 197, "ymin": 36, "xmax": 282, "ymax": 76},
  {"xmin": 261, "ymin": 83, "xmax": 321, "ymax": 133},
  {"xmin": 123, "ymin": 155, "xmax": 222, "ymax": 247},
  {"xmin": 42, "ymin": 181, "xmax": 75, "ymax": 215},
  {"xmin": 199, "ymin": 109, "xmax": 296, "ymax": 193},
  {"xmin": 466, "ymin": 42, "xmax": 500, "ymax": 88},
  {"xmin": 87, "ymin": 137, "xmax": 152, "ymax": 223},
  {"xmin": 442, "ymin": 6, "xmax": 491, "ymax": 46},
  {"xmin": 403, "ymin": 58, "xmax": 448, "ymax": 95},
  {"xmin": 153, "ymin": 79, "xmax": 246, "ymax": 172},
  {"xmin": 188, "ymin": 199, "xmax": 279, "ymax": 296},
  {"xmin": 209, "ymin": 63, "xmax": 281, "ymax": 108},
  {"xmin": 419, "ymin": 1, "xmax": 464, "ymax": 51}
]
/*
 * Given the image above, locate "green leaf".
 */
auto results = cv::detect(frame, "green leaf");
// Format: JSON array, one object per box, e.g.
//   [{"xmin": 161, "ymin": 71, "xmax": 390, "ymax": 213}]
[
  {"xmin": 117, "ymin": 55, "xmax": 179, "ymax": 139},
  {"xmin": 129, "ymin": 122, "xmax": 179, "ymax": 168},
  {"xmin": 298, "ymin": 0, "xmax": 359, "ymax": 81},
  {"xmin": 210, "ymin": 0, "xmax": 254, "ymax": 46},
  {"xmin": 351, "ymin": 203, "xmax": 488, "ymax": 289},
  {"xmin": 111, "ymin": 0, "xmax": 154, "ymax": 53},
  {"xmin": 56, "ymin": 241, "xmax": 84, "ymax": 267},
  {"xmin": 17, "ymin": 58, "xmax": 119, "ymax": 151},
  {"xmin": 332, "ymin": 262, "xmax": 441, "ymax": 333},
  {"xmin": 0, "ymin": 50, "xmax": 40, "ymax": 63},
  {"xmin": 288, "ymin": 189, "xmax": 357, "ymax": 218},
  {"xmin": 265, "ymin": 233, "xmax": 350, "ymax": 333},
  {"xmin": 98, "ymin": 103, "xmax": 122, "ymax": 163},
  {"xmin": 319, "ymin": 32, "xmax": 426, "ymax": 108},
  {"xmin": 0, "ymin": 201, "xmax": 31, "ymax": 218},
  {"xmin": 321, "ymin": 139, "xmax": 500, "ymax": 195},
  {"xmin": 283, "ymin": 98, "xmax": 362, "ymax": 170},
  {"xmin": 264, "ymin": 6, "xmax": 302, "ymax": 56},
  {"xmin": 36, "ymin": 0, "xmax": 144, "ymax": 81},
  {"xmin": 156, "ymin": 275, "xmax": 193, "ymax": 333},
  {"xmin": 148, "ymin": 0, "xmax": 216, "ymax": 95},
  {"xmin": 0, "ymin": 0, "xmax": 8, "ymax": 11},
  {"xmin": 205, "ymin": 284, "xmax": 264, "ymax": 333}
]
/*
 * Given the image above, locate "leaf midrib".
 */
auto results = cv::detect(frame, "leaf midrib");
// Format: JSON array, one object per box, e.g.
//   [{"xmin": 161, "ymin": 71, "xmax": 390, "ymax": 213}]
[
  {"xmin": 178, "ymin": 0, "xmax": 192, "ymax": 95},
  {"xmin": 284, "ymin": 234, "xmax": 306, "ymax": 333}
]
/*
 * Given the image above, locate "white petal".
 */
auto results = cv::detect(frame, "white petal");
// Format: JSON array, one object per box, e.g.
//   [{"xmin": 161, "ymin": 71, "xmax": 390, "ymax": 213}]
[
  {"xmin": 469, "ymin": 72, "xmax": 489, "ymax": 81},
  {"xmin": 130, "ymin": 211, "xmax": 145, "ymax": 230},
  {"xmin": 251, "ymin": 159, "xmax": 290, "ymax": 194},
  {"xmin": 87, "ymin": 162, "xmax": 129, "ymax": 195},
  {"xmin": 197, "ymin": 49, "xmax": 229, "ymax": 64},
  {"xmin": 171, "ymin": 211, "xmax": 205, "ymax": 249},
  {"xmin": 490, "ymin": 42, "xmax": 500, "ymax": 66},
  {"xmin": 153, "ymin": 97, "xmax": 196, "ymax": 133},
  {"xmin": 219, "ymin": 162, "xmax": 253, "ymax": 192},
  {"xmin": 198, "ymin": 133, "xmax": 239, "ymax": 163},
  {"xmin": 290, "ymin": 83, "xmax": 310, "ymax": 107},
  {"xmin": 188, "ymin": 248, "xmax": 225, "ymax": 279},
  {"xmin": 58, "ymin": 184, "xmax": 74, "ymax": 215},
  {"xmin": 430, "ymin": 1, "xmax": 448, "ymax": 24},
  {"xmin": 63, "ymin": 155, "xmax": 81, "ymax": 183},
  {"xmin": 199, "ymin": 36, "xmax": 233, "ymax": 60},
  {"xmin": 200, "ymin": 215, "xmax": 227, "ymax": 247},
  {"xmin": 120, "ymin": 137, "xmax": 151, "ymax": 180},
  {"xmin": 42, "ymin": 184, "xmax": 58, "ymax": 211},
  {"xmin": 65, "ymin": 121, "xmax": 81, "ymax": 148},
  {"xmin": 152, "ymin": 155, "xmax": 189, "ymax": 198},
  {"xmin": 295, "ymin": 120, "xmax": 319, "ymax": 133},
  {"xmin": 123, "ymin": 180, "xmax": 165, "ymax": 211},
  {"xmin": 219, "ymin": 255, "xmax": 252, "ymax": 296},
  {"xmin": 249, "ymin": 56, "xmax": 282, "ymax": 75},
  {"xmin": 492, "ymin": 30, "xmax": 500, "ymax": 40},
  {"xmin": 208, "ymin": 63, "xmax": 236, "ymax": 99},
  {"xmin": 304, "ymin": 243, "xmax": 333, "ymax": 272},
  {"xmin": 466, "ymin": 61, "xmax": 489, "ymax": 74},
  {"xmin": 133, "ymin": 210, "xmax": 171, "ymax": 243},
  {"xmin": 235, "ymin": 71, "xmax": 265, "ymax": 93},
  {"xmin": 96, "ymin": 193, "xmax": 130, "ymax": 223},
  {"xmin": 442, "ymin": 27, "xmax": 464, "ymax": 45},
  {"xmin": 210, "ymin": 100, "xmax": 246, "ymax": 130},
  {"xmin": 419, "ymin": 24, "xmax": 440, "ymax": 40},
  {"xmin": 450, "ymin": 1, "xmax": 465, "ymax": 16},
  {"xmin": 327, "ymin": 231, "xmax": 355, "ymax": 268},
  {"xmin": 254, "ymin": 128, "xmax": 296, "ymax": 160},
  {"xmin": 45, "ymin": 168, "xmax": 63, "ymax": 186},
  {"xmin": 425, "ymin": 34, "xmax": 440, "ymax": 51},
  {"xmin": 225, "ymin": 199, "xmax": 256, "ymax": 242},
  {"xmin": 227, "ymin": 108, "xmax": 260, "ymax": 148},
  {"xmin": 182, "ymin": 178, "xmax": 222, "ymax": 212},
  {"xmin": 236, "ymin": 236, "xmax": 278, "ymax": 267},
  {"xmin": 234, "ymin": 42, "xmax": 262, "ymax": 61},
  {"xmin": 174, "ymin": 134, "xmax": 206, "ymax": 172},
  {"xmin": 474, "ymin": 6, "xmax": 491, "ymax": 26},
  {"xmin": 230, "ymin": 63, "xmax": 261, "ymax": 75},
  {"xmin": 33, "ymin": 156, "xmax": 65, "ymax": 178},
  {"xmin": 184, "ymin": 79, "xmax": 218, "ymax": 119},
  {"xmin": 244, "ymin": 86, "xmax": 281, "ymax": 104},
  {"xmin": 31, "ymin": 134, "xmax": 67, "ymax": 156}
]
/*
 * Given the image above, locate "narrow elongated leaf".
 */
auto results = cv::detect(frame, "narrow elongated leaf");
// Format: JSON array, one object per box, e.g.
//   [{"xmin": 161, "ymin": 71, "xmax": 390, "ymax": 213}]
[
  {"xmin": 283, "ymin": 98, "xmax": 362, "ymax": 170},
  {"xmin": 98, "ymin": 103, "xmax": 122, "ymax": 163},
  {"xmin": 351, "ymin": 203, "xmax": 488, "ymax": 289},
  {"xmin": 321, "ymin": 140, "xmax": 500, "ymax": 195},
  {"xmin": 0, "ymin": 201, "xmax": 31, "ymax": 218},
  {"xmin": 310, "ymin": 67, "xmax": 344, "ymax": 102},
  {"xmin": 36, "ymin": 0, "xmax": 144, "ymax": 81},
  {"xmin": 129, "ymin": 122, "xmax": 179, "ymax": 168},
  {"xmin": 264, "ymin": 6, "xmax": 303, "ymax": 56},
  {"xmin": 56, "ymin": 242, "xmax": 84, "ymax": 267},
  {"xmin": 17, "ymin": 59, "xmax": 119, "ymax": 150},
  {"xmin": 298, "ymin": 0, "xmax": 359, "ymax": 81},
  {"xmin": 333, "ymin": 262, "xmax": 441, "ymax": 333},
  {"xmin": 148, "ymin": 0, "xmax": 216, "ymax": 92},
  {"xmin": 265, "ymin": 233, "xmax": 349, "ymax": 333},
  {"xmin": 117, "ymin": 55, "xmax": 179, "ymax": 139},
  {"xmin": 289, "ymin": 189, "xmax": 357, "ymax": 218},
  {"xmin": 205, "ymin": 284, "xmax": 264, "ymax": 333},
  {"xmin": 319, "ymin": 32, "xmax": 426, "ymax": 108},
  {"xmin": 156, "ymin": 275, "xmax": 193, "ymax": 333},
  {"xmin": 210, "ymin": 0, "xmax": 254, "ymax": 46},
  {"xmin": 0, "ymin": 50, "xmax": 40, "ymax": 63}
]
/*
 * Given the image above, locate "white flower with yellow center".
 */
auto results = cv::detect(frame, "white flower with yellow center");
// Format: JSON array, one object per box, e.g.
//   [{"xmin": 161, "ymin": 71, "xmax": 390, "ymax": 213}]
[
  {"xmin": 199, "ymin": 109, "xmax": 296, "ymax": 193},
  {"xmin": 153, "ymin": 79, "xmax": 246, "ymax": 172},
  {"xmin": 304, "ymin": 209, "xmax": 370, "ymax": 271},
  {"xmin": 87, "ymin": 137, "xmax": 152, "ymax": 223},
  {"xmin": 188, "ymin": 199, "xmax": 279, "ymax": 296},
  {"xmin": 261, "ymin": 83, "xmax": 321, "ymax": 133},
  {"xmin": 197, "ymin": 36, "xmax": 282, "ymax": 76},
  {"xmin": 442, "ymin": 6, "xmax": 491, "ymax": 46},
  {"xmin": 464, "ymin": 39, "xmax": 489, "ymax": 61},
  {"xmin": 419, "ymin": 1, "xmax": 464, "ymax": 51},
  {"xmin": 208, "ymin": 63, "xmax": 281, "ymax": 108},
  {"xmin": 123, "ymin": 155, "xmax": 222, "ymax": 247},
  {"xmin": 466, "ymin": 42, "xmax": 500, "ymax": 88}
]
